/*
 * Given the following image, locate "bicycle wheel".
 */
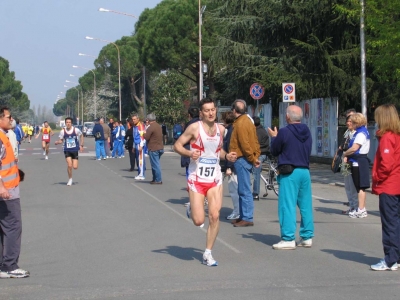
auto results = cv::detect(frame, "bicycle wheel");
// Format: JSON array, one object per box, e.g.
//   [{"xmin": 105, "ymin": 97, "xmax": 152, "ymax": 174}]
[{"xmin": 270, "ymin": 169, "xmax": 279, "ymax": 196}]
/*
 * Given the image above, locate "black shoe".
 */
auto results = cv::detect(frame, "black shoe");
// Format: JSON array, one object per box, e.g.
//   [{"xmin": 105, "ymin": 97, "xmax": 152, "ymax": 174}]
[
  {"xmin": 253, "ymin": 195, "xmax": 259, "ymax": 201},
  {"xmin": 343, "ymin": 202, "xmax": 350, "ymax": 206}
]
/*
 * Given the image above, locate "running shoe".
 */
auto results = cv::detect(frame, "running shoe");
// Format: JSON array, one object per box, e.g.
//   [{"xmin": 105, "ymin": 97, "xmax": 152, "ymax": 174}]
[
  {"xmin": 103, "ymin": 157, "xmax": 107, "ymax": 160},
  {"xmin": 202, "ymin": 252, "xmax": 218, "ymax": 267},
  {"xmin": 134, "ymin": 175, "xmax": 145, "ymax": 180},
  {"xmin": 370, "ymin": 259, "xmax": 398, "ymax": 271},
  {"xmin": 43, "ymin": 151, "xmax": 46, "ymax": 155},
  {"xmin": 0, "ymin": 268, "xmax": 30, "ymax": 278},
  {"xmin": 67, "ymin": 178, "xmax": 73, "ymax": 186},
  {"xmin": 45, "ymin": 155, "xmax": 48, "ymax": 160}
]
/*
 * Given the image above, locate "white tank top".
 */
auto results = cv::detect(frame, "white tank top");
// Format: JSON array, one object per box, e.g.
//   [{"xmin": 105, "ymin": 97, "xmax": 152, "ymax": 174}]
[{"xmin": 188, "ymin": 121, "xmax": 223, "ymax": 183}]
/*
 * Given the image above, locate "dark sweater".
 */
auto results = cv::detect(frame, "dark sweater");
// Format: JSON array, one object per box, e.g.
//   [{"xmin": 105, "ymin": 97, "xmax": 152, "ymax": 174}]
[
  {"xmin": 92, "ymin": 123, "xmax": 104, "ymax": 141},
  {"xmin": 144, "ymin": 122, "xmax": 163, "ymax": 151},
  {"xmin": 255, "ymin": 125, "xmax": 270, "ymax": 155},
  {"xmin": 270, "ymin": 123, "xmax": 312, "ymax": 168}
]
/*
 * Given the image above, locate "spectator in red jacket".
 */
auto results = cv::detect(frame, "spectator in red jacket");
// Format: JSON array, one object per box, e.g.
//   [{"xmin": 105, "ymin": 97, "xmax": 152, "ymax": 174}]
[{"xmin": 371, "ymin": 104, "xmax": 400, "ymax": 271}]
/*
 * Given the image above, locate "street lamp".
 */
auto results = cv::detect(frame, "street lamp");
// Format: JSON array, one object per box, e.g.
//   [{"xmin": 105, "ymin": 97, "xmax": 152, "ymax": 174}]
[
  {"xmin": 98, "ymin": 7, "xmax": 138, "ymax": 18},
  {"xmin": 86, "ymin": 36, "xmax": 122, "ymax": 120},
  {"xmin": 73, "ymin": 65, "xmax": 97, "ymax": 119},
  {"xmin": 79, "ymin": 53, "xmax": 96, "ymax": 58},
  {"xmin": 199, "ymin": 2, "xmax": 206, "ymax": 101}
]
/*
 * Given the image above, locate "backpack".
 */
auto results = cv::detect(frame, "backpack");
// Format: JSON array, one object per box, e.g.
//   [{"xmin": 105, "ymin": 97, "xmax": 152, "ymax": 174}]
[
  {"xmin": 95, "ymin": 131, "xmax": 102, "ymax": 139},
  {"xmin": 173, "ymin": 124, "xmax": 183, "ymax": 139}
]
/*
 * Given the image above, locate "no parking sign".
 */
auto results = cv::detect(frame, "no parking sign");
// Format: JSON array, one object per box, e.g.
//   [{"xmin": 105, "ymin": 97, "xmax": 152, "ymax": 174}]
[
  {"xmin": 250, "ymin": 83, "xmax": 265, "ymax": 100},
  {"xmin": 282, "ymin": 83, "xmax": 296, "ymax": 102}
]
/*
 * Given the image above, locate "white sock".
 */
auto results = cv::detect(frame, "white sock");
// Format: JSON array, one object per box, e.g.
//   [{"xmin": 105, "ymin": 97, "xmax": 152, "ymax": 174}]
[
  {"xmin": 204, "ymin": 249, "xmax": 211, "ymax": 255},
  {"xmin": 358, "ymin": 207, "xmax": 365, "ymax": 212}
]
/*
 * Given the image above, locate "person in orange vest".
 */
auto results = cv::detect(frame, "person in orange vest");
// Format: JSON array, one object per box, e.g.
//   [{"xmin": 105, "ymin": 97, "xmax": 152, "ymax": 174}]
[
  {"xmin": 35, "ymin": 121, "xmax": 54, "ymax": 160},
  {"xmin": 0, "ymin": 106, "xmax": 30, "ymax": 278}
]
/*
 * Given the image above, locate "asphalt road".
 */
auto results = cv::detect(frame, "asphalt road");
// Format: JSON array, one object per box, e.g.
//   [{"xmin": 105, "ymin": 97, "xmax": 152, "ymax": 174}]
[{"xmin": 1, "ymin": 136, "xmax": 399, "ymax": 300}]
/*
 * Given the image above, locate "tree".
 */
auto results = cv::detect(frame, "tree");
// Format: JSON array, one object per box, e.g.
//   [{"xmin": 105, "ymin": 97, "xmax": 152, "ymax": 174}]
[
  {"xmin": 0, "ymin": 57, "xmax": 30, "ymax": 113},
  {"xmin": 148, "ymin": 70, "xmax": 190, "ymax": 125},
  {"xmin": 209, "ymin": 0, "xmax": 366, "ymax": 111}
]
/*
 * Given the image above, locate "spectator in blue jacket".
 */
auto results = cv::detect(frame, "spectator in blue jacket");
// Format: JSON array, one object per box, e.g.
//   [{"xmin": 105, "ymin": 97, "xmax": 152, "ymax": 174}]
[
  {"xmin": 268, "ymin": 105, "xmax": 313, "ymax": 250},
  {"xmin": 92, "ymin": 118, "xmax": 106, "ymax": 160}
]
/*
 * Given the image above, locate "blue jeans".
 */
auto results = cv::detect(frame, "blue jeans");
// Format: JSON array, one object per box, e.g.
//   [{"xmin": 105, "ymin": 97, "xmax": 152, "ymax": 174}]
[
  {"xmin": 95, "ymin": 140, "xmax": 106, "ymax": 159},
  {"xmin": 234, "ymin": 157, "xmax": 254, "ymax": 222},
  {"xmin": 278, "ymin": 168, "xmax": 314, "ymax": 241},
  {"xmin": 252, "ymin": 154, "xmax": 267, "ymax": 195},
  {"xmin": 148, "ymin": 149, "xmax": 164, "ymax": 182}
]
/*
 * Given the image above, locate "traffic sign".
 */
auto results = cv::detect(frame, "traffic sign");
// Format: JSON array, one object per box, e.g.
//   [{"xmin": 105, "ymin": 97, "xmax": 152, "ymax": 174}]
[
  {"xmin": 250, "ymin": 83, "xmax": 265, "ymax": 100},
  {"xmin": 282, "ymin": 83, "xmax": 296, "ymax": 102}
]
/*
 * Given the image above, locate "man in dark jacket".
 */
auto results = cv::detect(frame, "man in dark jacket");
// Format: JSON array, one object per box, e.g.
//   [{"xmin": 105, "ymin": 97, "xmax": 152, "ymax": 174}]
[
  {"xmin": 252, "ymin": 116, "xmax": 270, "ymax": 200},
  {"xmin": 92, "ymin": 118, "xmax": 106, "ymax": 160},
  {"xmin": 268, "ymin": 105, "xmax": 313, "ymax": 250}
]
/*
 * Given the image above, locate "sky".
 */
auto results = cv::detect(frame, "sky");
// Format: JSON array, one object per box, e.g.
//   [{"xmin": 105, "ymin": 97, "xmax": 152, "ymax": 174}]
[{"xmin": 0, "ymin": 0, "xmax": 162, "ymax": 113}]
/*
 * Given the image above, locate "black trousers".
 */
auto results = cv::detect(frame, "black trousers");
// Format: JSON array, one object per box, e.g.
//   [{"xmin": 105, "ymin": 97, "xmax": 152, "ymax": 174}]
[
  {"xmin": 128, "ymin": 148, "xmax": 137, "ymax": 170},
  {"xmin": 0, "ymin": 198, "xmax": 22, "ymax": 271},
  {"xmin": 379, "ymin": 193, "xmax": 400, "ymax": 267}
]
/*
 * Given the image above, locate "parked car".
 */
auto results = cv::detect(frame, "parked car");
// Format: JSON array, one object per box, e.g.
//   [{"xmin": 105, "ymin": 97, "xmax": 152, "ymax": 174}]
[{"xmin": 84, "ymin": 125, "xmax": 94, "ymax": 137}]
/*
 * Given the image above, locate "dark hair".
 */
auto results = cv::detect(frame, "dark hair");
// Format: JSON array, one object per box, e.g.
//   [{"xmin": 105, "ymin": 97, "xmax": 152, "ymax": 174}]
[
  {"xmin": 345, "ymin": 108, "xmax": 356, "ymax": 116},
  {"xmin": 231, "ymin": 99, "xmax": 247, "ymax": 114},
  {"xmin": 199, "ymin": 98, "xmax": 216, "ymax": 111},
  {"xmin": 224, "ymin": 111, "xmax": 235, "ymax": 125},
  {"xmin": 16, "ymin": 119, "xmax": 20, "ymax": 124},
  {"xmin": 188, "ymin": 107, "xmax": 199, "ymax": 118},
  {"xmin": 253, "ymin": 116, "xmax": 261, "ymax": 126},
  {"xmin": 128, "ymin": 120, "xmax": 134, "ymax": 127},
  {"xmin": 0, "ymin": 106, "xmax": 10, "ymax": 118},
  {"xmin": 65, "ymin": 117, "xmax": 73, "ymax": 122}
]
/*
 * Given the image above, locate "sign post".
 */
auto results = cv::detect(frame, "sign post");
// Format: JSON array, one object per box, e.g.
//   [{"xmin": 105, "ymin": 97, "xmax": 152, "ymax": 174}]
[
  {"xmin": 282, "ymin": 83, "xmax": 296, "ymax": 102},
  {"xmin": 250, "ymin": 83, "xmax": 265, "ymax": 110}
]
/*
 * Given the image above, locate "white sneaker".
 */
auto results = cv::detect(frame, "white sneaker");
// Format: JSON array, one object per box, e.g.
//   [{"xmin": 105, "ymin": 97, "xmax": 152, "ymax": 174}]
[
  {"xmin": 134, "ymin": 175, "xmax": 145, "ymax": 180},
  {"xmin": 67, "ymin": 179, "xmax": 73, "ymax": 186},
  {"xmin": 0, "ymin": 268, "xmax": 30, "ymax": 278},
  {"xmin": 297, "ymin": 238, "xmax": 312, "ymax": 248},
  {"xmin": 349, "ymin": 208, "xmax": 368, "ymax": 218},
  {"xmin": 272, "ymin": 240, "xmax": 296, "ymax": 250},
  {"xmin": 103, "ymin": 157, "xmax": 107, "ymax": 160},
  {"xmin": 371, "ymin": 259, "xmax": 398, "ymax": 271},
  {"xmin": 226, "ymin": 213, "xmax": 240, "ymax": 220},
  {"xmin": 45, "ymin": 155, "xmax": 48, "ymax": 160},
  {"xmin": 202, "ymin": 252, "xmax": 218, "ymax": 267},
  {"xmin": 43, "ymin": 151, "xmax": 46, "ymax": 155}
]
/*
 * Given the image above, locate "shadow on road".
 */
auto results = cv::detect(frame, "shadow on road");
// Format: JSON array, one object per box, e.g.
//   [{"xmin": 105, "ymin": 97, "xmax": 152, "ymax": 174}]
[
  {"xmin": 321, "ymin": 249, "xmax": 379, "ymax": 265},
  {"xmin": 152, "ymin": 246, "xmax": 204, "ymax": 261},
  {"xmin": 240, "ymin": 233, "xmax": 281, "ymax": 246}
]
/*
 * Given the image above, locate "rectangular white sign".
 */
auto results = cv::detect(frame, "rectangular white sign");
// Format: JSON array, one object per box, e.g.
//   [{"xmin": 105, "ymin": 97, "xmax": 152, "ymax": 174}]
[{"xmin": 282, "ymin": 83, "xmax": 296, "ymax": 102}]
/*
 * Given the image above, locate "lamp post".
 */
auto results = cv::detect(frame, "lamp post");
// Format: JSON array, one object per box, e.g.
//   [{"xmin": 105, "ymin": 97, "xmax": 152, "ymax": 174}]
[
  {"xmin": 65, "ymin": 82, "xmax": 81, "ymax": 125},
  {"xmin": 73, "ymin": 65, "xmax": 97, "ymax": 119},
  {"xmin": 86, "ymin": 36, "xmax": 122, "ymax": 121},
  {"xmin": 198, "ymin": 2, "xmax": 206, "ymax": 101}
]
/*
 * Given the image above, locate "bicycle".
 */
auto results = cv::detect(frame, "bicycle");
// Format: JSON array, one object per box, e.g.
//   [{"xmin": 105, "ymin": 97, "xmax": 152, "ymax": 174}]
[{"xmin": 260, "ymin": 156, "xmax": 279, "ymax": 197}]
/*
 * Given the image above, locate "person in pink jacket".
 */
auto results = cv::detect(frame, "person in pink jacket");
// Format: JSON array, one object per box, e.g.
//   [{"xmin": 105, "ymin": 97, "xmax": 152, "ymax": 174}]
[{"xmin": 371, "ymin": 104, "xmax": 400, "ymax": 271}]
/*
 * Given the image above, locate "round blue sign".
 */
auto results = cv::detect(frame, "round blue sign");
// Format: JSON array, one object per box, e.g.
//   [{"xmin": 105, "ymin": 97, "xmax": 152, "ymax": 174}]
[{"xmin": 284, "ymin": 84, "xmax": 294, "ymax": 94}]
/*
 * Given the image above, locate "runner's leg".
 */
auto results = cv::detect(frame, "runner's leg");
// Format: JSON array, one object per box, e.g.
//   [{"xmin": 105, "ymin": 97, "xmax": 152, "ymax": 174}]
[
  {"xmin": 66, "ymin": 157, "xmax": 73, "ymax": 179},
  {"xmin": 188, "ymin": 189, "xmax": 206, "ymax": 226},
  {"xmin": 205, "ymin": 185, "xmax": 222, "ymax": 250}
]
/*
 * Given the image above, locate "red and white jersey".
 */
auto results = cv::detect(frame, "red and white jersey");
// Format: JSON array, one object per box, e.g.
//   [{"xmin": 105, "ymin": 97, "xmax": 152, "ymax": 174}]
[{"xmin": 188, "ymin": 121, "xmax": 223, "ymax": 183}]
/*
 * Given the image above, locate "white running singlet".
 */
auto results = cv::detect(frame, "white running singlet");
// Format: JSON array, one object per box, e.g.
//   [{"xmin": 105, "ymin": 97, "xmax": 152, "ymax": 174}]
[{"xmin": 188, "ymin": 121, "xmax": 223, "ymax": 183}]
